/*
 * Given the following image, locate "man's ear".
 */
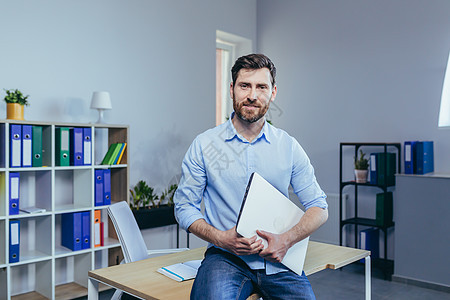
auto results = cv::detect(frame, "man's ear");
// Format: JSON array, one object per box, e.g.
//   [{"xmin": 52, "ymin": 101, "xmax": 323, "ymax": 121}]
[
  {"xmin": 270, "ymin": 85, "xmax": 277, "ymax": 103},
  {"xmin": 230, "ymin": 82, "xmax": 234, "ymax": 99}
]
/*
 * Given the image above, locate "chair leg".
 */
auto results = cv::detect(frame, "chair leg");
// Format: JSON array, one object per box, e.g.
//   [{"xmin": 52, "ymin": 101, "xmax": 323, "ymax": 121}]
[{"xmin": 111, "ymin": 289, "xmax": 123, "ymax": 300}]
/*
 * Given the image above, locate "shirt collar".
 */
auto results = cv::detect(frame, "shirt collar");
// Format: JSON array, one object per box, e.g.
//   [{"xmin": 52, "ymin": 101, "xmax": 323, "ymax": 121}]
[{"xmin": 224, "ymin": 112, "xmax": 271, "ymax": 144}]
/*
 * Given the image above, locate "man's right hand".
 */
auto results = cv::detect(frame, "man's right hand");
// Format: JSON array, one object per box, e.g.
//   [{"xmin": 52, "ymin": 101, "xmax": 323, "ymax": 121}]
[
  {"xmin": 216, "ymin": 226, "xmax": 264, "ymax": 256},
  {"xmin": 188, "ymin": 220, "xmax": 264, "ymax": 256}
]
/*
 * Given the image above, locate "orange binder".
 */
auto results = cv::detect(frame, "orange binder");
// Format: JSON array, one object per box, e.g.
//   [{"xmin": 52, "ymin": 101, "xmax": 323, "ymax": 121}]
[{"xmin": 94, "ymin": 210, "xmax": 101, "ymax": 248}]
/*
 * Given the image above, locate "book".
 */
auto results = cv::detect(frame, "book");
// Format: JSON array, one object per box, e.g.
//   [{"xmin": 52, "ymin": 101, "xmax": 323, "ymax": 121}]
[
  {"xmin": 101, "ymin": 143, "xmax": 122, "ymax": 165},
  {"xmin": 157, "ymin": 260, "xmax": 202, "ymax": 282},
  {"xmin": 236, "ymin": 172, "xmax": 308, "ymax": 276}
]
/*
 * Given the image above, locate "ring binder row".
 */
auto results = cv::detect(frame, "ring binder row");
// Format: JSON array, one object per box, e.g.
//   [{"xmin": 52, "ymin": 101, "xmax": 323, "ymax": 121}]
[
  {"xmin": 9, "ymin": 125, "xmax": 92, "ymax": 167},
  {"xmin": 10, "ymin": 124, "xmax": 41, "ymax": 168},
  {"xmin": 61, "ymin": 211, "xmax": 91, "ymax": 251},
  {"xmin": 55, "ymin": 127, "xmax": 92, "ymax": 167},
  {"xmin": 95, "ymin": 169, "xmax": 111, "ymax": 207}
]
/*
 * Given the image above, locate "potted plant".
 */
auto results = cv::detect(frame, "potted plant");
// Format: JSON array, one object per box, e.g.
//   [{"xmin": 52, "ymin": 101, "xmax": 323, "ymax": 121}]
[
  {"xmin": 130, "ymin": 180, "xmax": 178, "ymax": 230},
  {"xmin": 4, "ymin": 89, "xmax": 29, "ymax": 120},
  {"xmin": 354, "ymin": 149, "xmax": 369, "ymax": 183}
]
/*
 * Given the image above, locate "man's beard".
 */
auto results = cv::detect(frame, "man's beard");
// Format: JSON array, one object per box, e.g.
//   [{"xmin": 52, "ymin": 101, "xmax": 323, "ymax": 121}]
[{"xmin": 233, "ymin": 94, "xmax": 270, "ymax": 123}]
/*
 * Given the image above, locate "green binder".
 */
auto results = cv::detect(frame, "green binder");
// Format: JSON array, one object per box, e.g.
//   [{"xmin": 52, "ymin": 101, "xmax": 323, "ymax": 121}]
[
  {"xmin": 56, "ymin": 127, "xmax": 70, "ymax": 166},
  {"xmin": 376, "ymin": 192, "xmax": 393, "ymax": 226},
  {"xmin": 377, "ymin": 152, "xmax": 396, "ymax": 186},
  {"xmin": 32, "ymin": 126, "xmax": 43, "ymax": 167}
]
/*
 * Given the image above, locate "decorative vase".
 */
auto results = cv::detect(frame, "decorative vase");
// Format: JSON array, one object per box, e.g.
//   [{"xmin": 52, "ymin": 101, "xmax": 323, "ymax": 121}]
[
  {"xmin": 354, "ymin": 169, "xmax": 368, "ymax": 183},
  {"xmin": 6, "ymin": 103, "xmax": 24, "ymax": 120}
]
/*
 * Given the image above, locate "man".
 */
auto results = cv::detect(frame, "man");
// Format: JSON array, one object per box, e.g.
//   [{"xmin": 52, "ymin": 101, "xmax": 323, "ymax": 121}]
[{"xmin": 174, "ymin": 54, "xmax": 328, "ymax": 299}]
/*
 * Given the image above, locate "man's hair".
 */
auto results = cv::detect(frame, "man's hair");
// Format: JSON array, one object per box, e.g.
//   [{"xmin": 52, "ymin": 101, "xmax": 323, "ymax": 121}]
[{"xmin": 231, "ymin": 54, "xmax": 276, "ymax": 87}]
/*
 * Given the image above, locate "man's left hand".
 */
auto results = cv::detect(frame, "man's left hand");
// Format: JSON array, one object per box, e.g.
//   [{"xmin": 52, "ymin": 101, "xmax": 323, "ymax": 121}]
[{"xmin": 256, "ymin": 230, "xmax": 290, "ymax": 263}]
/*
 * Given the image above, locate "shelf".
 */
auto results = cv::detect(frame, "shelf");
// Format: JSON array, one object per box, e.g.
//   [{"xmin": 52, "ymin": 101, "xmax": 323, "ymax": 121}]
[
  {"xmin": 54, "ymin": 282, "xmax": 112, "ymax": 300},
  {"xmin": 339, "ymin": 142, "xmax": 400, "ymax": 279},
  {"xmin": 341, "ymin": 217, "xmax": 394, "ymax": 229},
  {"xmin": 0, "ymin": 121, "xmax": 129, "ymax": 299}
]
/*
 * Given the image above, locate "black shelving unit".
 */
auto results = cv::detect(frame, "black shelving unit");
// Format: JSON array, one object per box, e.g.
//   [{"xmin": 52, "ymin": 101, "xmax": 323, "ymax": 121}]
[{"xmin": 339, "ymin": 142, "xmax": 401, "ymax": 277}]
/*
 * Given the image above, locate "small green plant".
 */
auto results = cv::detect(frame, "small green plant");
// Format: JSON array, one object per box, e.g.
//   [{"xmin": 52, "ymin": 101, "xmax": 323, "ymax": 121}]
[
  {"xmin": 159, "ymin": 183, "xmax": 178, "ymax": 207},
  {"xmin": 4, "ymin": 89, "xmax": 30, "ymax": 106},
  {"xmin": 129, "ymin": 180, "xmax": 158, "ymax": 210},
  {"xmin": 354, "ymin": 149, "xmax": 369, "ymax": 170}
]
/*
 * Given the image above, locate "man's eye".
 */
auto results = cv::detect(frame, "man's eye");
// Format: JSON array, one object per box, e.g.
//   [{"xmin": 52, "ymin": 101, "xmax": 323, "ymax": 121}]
[{"xmin": 240, "ymin": 84, "xmax": 248, "ymax": 89}]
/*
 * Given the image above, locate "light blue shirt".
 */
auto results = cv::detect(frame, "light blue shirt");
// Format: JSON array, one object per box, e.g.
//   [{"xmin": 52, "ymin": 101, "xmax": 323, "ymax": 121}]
[{"xmin": 174, "ymin": 115, "xmax": 327, "ymax": 274}]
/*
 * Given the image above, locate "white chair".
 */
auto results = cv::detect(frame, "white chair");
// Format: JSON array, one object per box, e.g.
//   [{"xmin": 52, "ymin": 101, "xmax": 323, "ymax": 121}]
[{"xmin": 107, "ymin": 201, "xmax": 188, "ymax": 299}]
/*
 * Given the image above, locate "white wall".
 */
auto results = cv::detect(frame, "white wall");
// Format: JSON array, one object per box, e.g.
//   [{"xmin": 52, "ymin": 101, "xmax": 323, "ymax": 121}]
[{"xmin": 0, "ymin": 0, "xmax": 257, "ymax": 249}]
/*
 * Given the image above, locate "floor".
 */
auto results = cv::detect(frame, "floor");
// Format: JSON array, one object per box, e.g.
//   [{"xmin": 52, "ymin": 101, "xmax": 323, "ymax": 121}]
[{"xmin": 80, "ymin": 264, "xmax": 450, "ymax": 300}]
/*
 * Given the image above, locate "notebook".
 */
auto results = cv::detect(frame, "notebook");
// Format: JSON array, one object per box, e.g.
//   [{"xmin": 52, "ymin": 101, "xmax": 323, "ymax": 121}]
[{"xmin": 236, "ymin": 172, "xmax": 309, "ymax": 275}]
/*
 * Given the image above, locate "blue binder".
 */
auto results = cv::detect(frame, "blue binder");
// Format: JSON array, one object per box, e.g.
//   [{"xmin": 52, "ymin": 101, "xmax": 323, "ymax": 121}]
[
  {"xmin": 9, "ymin": 220, "xmax": 20, "ymax": 263},
  {"xmin": 95, "ymin": 169, "xmax": 104, "ymax": 206},
  {"xmin": 61, "ymin": 212, "xmax": 83, "ymax": 251},
  {"xmin": 404, "ymin": 141, "xmax": 418, "ymax": 174},
  {"xmin": 369, "ymin": 153, "xmax": 377, "ymax": 185},
  {"xmin": 359, "ymin": 227, "xmax": 379, "ymax": 262},
  {"xmin": 103, "ymin": 169, "xmax": 111, "ymax": 205},
  {"xmin": 9, "ymin": 172, "xmax": 20, "ymax": 215},
  {"xmin": 10, "ymin": 124, "xmax": 22, "ymax": 167},
  {"xmin": 21, "ymin": 125, "xmax": 32, "ymax": 167},
  {"xmin": 416, "ymin": 141, "xmax": 434, "ymax": 175},
  {"xmin": 70, "ymin": 127, "xmax": 84, "ymax": 166},
  {"xmin": 83, "ymin": 127, "xmax": 92, "ymax": 165},
  {"xmin": 82, "ymin": 211, "xmax": 91, "ymax": 249}
]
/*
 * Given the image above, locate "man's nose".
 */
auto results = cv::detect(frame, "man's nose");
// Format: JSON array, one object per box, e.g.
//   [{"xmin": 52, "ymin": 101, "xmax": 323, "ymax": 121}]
[{"xmin": 248, "ymin": 88, "xmax": 258, "ymax": 101}]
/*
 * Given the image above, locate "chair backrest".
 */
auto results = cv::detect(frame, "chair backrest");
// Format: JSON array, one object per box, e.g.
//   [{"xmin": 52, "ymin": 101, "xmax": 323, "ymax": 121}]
[{"xmin": 107, "ymin": 201, "xmax": 149, "ymax": 263}]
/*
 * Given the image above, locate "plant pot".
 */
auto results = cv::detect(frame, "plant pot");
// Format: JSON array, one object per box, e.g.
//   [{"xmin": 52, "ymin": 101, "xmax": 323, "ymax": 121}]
[
  {"xmin": 132, "ymin": 205, "xmax": 176, "ymax": 230},
  {"xmin": 6, "ymin": 103, "xmax": 24, "ymax": 120},
  {"xmin": 354, "ymin": 169, "xmax": 368, "ymax": 183}
]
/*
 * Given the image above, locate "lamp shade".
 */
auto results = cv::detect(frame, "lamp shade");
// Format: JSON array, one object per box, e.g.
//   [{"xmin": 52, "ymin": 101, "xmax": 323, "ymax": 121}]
[
  {"xmin": 438, "ymin": 51, "xmax": 450, "ymax": 127},
  {"xmin": 90, "ymin": 91, "xmax": 112, "ymax": 110}
]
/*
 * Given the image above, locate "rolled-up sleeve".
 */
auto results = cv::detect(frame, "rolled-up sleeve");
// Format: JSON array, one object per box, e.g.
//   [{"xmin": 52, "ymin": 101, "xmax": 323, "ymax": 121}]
[
  {"xmin": 174, "ymin": 137, "xmax": 207, "ymax": 231},
  {"xmin": 290, "ymin": 139, "xmax": 328, "ymax": 210}
]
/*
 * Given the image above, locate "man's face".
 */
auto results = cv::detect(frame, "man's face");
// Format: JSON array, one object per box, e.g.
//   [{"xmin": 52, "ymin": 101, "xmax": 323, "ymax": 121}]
[{"xmin": 230, "ymin": 68, "xmax": 277, "ymax": 123}]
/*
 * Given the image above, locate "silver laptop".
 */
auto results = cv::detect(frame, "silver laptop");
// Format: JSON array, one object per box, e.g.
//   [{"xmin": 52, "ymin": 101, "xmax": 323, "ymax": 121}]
[{"xmin": 236, "ymin": 172, "xmax": 309, "ymax": 275}]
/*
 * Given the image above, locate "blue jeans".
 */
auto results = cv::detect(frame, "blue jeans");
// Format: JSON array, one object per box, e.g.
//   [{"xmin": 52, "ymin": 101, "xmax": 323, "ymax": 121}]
[{"xmin": 191, "ymin": 247, "xmax": 316, "ymax": 300}]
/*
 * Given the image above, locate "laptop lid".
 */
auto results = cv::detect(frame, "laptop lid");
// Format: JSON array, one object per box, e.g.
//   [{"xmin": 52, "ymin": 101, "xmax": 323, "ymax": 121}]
[{"xmin": 236, "ymin": 172, "xmax": 309, "ymax": 275}]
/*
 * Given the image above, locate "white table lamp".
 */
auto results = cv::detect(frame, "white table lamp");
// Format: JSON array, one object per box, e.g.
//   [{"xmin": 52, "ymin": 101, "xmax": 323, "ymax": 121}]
[
  {"xmin": 438, "ymin": 51, "xmax": 450, "ymax": 128},
  {"xmin": 91, "ymin": 91, "xmax": 112, "ymax": 123}
]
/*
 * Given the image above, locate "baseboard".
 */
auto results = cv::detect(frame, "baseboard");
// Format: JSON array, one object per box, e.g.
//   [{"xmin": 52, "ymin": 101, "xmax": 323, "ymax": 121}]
[{"xmin": 392, "ymin": 275, "xmax": 450, "ymax": 293}]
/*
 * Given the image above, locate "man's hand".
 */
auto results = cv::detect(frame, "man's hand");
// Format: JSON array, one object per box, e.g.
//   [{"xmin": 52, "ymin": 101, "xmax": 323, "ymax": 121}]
[
  {"xmin": 257, "ymin": 230, "xmax": 290, "ymax": 263},
  {"xmin": 216, "ymin": 226, "xmax": 264, "ymax": 256}
]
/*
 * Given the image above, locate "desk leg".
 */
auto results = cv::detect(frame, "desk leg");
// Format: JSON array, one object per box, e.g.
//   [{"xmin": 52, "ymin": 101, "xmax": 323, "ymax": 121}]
[
  {"xmin": 365, "ymin": 256, "xmax": 371, "ymax": 300},
  {"xmin": 88, "ymin": 277, "xmax": 99, "ymax": 300}
]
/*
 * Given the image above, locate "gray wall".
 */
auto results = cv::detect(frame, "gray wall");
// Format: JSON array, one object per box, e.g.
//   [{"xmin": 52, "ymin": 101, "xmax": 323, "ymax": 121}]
[
  {"xmin": 256, "ymin": 0, "xmax": 450, "ymax": 252},
  {"xmin": 257, "ymin": 0, "xmax": 450, "ymax": 192},
  {"xmin": 0, "ymin": 0, "xmax": 256, "ymax": 191},
  {"xmin": 0, "ymin": 0, "xmax": 256, "ymax": 249}
]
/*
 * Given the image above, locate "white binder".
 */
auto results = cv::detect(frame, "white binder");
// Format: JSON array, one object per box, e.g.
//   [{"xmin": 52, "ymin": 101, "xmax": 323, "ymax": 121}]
[{"xmin": 236, "ymin": 172, "xmax": 309, "ymax": 275}]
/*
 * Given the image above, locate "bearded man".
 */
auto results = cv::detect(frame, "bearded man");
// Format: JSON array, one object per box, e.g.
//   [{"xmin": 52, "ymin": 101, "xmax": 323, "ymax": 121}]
[{"xmin": 174, "ymin": 54, "xmax": 328, "ymax": 300}]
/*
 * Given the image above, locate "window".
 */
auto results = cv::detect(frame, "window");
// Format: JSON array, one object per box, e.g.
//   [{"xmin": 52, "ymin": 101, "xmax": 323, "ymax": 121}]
[{"xmin": 216, "ymin": 30, "xmax": 252, "ymax": 125}]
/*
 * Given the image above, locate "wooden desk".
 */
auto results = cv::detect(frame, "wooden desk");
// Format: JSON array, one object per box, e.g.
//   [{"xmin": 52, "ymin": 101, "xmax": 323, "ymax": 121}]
[{"xmin": 88, "ymin": 241, "xmax": 371, "ymax": 300}]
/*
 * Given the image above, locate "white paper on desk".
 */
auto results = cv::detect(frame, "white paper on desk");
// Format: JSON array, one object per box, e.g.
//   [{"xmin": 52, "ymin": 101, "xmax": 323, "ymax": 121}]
[
  {"xmin": 157, "ymin": 260, "xmax": 202, "ymax": 282},
  {"xmin": 236, "ymin": 172, "xmax": 309, "ymax": 276}
]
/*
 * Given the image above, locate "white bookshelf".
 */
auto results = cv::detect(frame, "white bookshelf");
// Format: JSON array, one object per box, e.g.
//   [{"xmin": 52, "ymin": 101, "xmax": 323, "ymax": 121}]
[{"xmin": 0, "ymin": 120, "xmax": 128, "ymax": 300}]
